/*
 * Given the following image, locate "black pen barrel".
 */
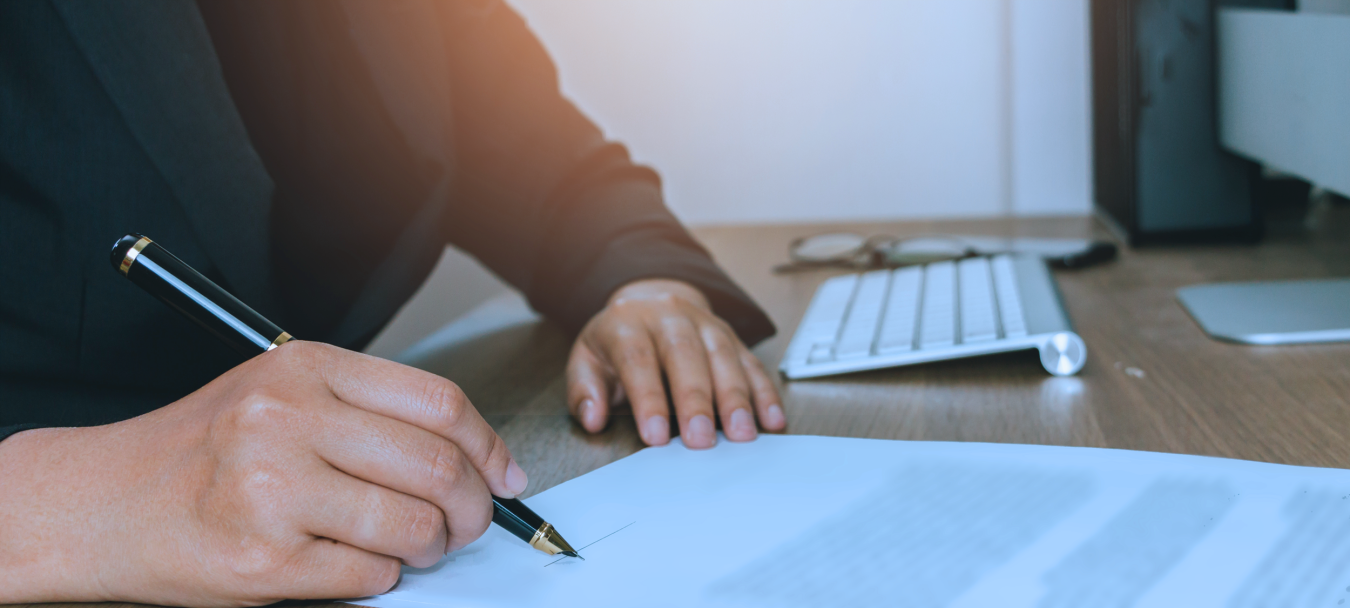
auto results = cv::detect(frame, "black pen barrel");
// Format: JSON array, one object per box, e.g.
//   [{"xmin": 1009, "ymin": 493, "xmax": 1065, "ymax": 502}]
[
  {"xmin": 110, "ymin": 234, "xmax": 288, "ymax": 357},
  {"xmin": 492, "ymin": 496, "xmax": 546, "ymax": 542}
]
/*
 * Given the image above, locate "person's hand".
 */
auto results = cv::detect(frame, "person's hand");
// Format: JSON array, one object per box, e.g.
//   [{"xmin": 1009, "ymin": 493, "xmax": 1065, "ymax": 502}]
[
  {"xmin": 566, "ymin": 278, "xmax": 785, "ymax": 449},
  {"xmin": 0, "ymin": 341, "xmax": 524, "ymax": 607}
]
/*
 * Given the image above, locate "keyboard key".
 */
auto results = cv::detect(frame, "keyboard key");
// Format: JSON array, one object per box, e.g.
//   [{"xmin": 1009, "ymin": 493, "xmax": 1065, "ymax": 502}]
[
  {"xmin": 834, "ymin": 270, "xmax": 890, "ymax": 359},
  {"xmin": 877, "ymin": 266, "xmax": 922, "ymax": 354},
  {"xmin": 920, "ymin": 261, "xmax": 956, "ymax": 348},
  {"xmin": 958, "ymin": 257, "xmax": 997, "ymax": 343},
  {"xmin": 992, "ymin": 255, "xmax": 1027, "ymax": 338},
  {"xmin": 808, "ymin": 344, "xmax": 835, "ymax": 364},
  {"xmin": 794, "ymin": 275, "xmax": 858, "ymax": 350}
]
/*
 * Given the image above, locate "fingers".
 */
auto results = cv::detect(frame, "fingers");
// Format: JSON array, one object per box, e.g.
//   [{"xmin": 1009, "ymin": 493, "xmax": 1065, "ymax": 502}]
[
  {"xmin": 604, "ymin": 325, "xmax": 672, "ymax": 446},
  {"xmin": 576, "ymin": 298, "xmax": 789, "ymax": 448},
  {"xmin": 700, "ymin": 325, "xmax": 757, "ymax": 442},
  {"xmin": 650, "ymin": 317, "xmax": 718, "ymax": 449},
  {"xmin": 741, "ymin": 349, "xmax": 787, "ymax": 431},
  {"xmin": 310, "ymin": 399, "xmax": 494, "ymax": 555},
  {"xmin": 301, "ymin": 465, "xmax": 456, "ymax": 569},
  {"xmin": 565, "ymin": 341, "xmax": 611, "ymax": 433},
  {"xmin": 297, "ymin": 343, "xmax": 526, "ymax": 498}
]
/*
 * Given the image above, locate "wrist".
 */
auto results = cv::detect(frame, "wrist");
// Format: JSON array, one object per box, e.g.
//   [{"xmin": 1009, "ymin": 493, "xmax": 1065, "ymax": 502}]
[{"xmin": 0, "ymin": 425, "xmax": 121, "ymax": 603}]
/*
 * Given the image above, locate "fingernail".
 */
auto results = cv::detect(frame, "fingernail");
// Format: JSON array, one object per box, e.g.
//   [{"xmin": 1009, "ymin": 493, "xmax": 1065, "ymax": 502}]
[
  {"xmin": 505, "ymin": 459, "xmax": 528, "ymax": 496},
  {"xmin": 729, "ymin": 408, "xmax": 756, "ymax": 440},
  {"xmin": 766, "ymin": 404, "xmax": 786, "ymax": 429},
  {"xmin": 642, "ymin": 415, "xmax": 670, "ymax": 445},
  {"xmin": 686, "ymin": 414, "xmax": 716, "ymax": 448},
  {"xmin": 582, "ymin": 399, "xmax": 601, "ymax": 430}
]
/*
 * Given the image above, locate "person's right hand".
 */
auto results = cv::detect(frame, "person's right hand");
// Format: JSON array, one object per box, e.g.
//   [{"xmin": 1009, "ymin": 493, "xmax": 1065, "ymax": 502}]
[{"xmin": 0, "ymin": 341, "xmax": 525, "ymax": 607}]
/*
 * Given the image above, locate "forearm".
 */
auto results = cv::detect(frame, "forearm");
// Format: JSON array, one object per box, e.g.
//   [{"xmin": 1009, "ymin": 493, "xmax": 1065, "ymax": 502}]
[{"xmin": 430, "ymin": 2, "xmax": 773, "ymax": 345}]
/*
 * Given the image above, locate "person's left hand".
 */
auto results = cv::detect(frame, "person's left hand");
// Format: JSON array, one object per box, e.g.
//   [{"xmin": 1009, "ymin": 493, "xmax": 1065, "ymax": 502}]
[{"xmin": 567, "ymin": 279, "xmax": 785, "ymax": 449}]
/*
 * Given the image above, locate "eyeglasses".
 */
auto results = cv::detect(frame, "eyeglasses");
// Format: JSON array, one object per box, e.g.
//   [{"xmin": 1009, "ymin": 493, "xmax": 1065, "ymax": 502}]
[{"xmin": 775, "ymin": 233, "xmax": 981, "ymax": 273}]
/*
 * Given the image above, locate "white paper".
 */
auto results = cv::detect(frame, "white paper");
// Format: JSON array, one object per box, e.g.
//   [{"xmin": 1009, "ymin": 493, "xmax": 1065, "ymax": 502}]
[{"xmin": 348, "ymin": 435, "xmax": 1350, "ymax": 608}]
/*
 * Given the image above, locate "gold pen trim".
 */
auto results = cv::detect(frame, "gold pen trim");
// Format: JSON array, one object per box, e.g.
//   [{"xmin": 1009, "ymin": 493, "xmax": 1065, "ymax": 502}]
[
  {"xmin": 267, "ymin": 332, "xmax": 293, "ymax": 351},
  {"xmin": 527, "ymin": 522, "xmax": 578, "ymax": 556},
  {"xmin": 119, "ymin": 236, "xmax": 153, "ymax": 275},
  {"xmin": 528, "ymin": 523, "xmax": 554, "ymax": 553}
]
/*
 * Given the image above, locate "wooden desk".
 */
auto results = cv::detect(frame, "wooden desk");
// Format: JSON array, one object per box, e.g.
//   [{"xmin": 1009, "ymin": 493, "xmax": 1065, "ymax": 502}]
[
  {"xmin": 20, "ymin": 209, "xmax": 1350, "ymax": 608},
  {"xmin": 428, "ymin": 209, "xmax": 1350, "ymax": 498}
]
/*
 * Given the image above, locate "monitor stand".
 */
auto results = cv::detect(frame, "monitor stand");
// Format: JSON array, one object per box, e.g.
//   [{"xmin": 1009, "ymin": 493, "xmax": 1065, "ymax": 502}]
[{"xmin": 1177, "ymin": 279, "xmax": 1350, "ymax": 345}]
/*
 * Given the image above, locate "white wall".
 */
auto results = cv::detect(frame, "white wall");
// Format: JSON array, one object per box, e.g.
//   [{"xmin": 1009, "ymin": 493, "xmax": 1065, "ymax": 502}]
[
  {"xmin": 1010, "ymin": 0, "xmax": 1094, "ymax": 217},
  {"xmin": 508, "ymin": 0, "xmax": 1093, "ymax": 225}
]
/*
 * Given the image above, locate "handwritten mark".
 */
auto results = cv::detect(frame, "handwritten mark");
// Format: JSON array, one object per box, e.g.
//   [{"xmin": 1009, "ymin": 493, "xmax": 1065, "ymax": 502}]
[{"xmin": 544, "ymin": 521, "xmax": 637, "ymax": 567}]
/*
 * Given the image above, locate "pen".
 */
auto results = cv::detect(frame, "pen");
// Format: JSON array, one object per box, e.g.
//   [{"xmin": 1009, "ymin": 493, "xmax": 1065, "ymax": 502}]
[{"xmin": 109, "ymin": 233, "xmax": 580, "ymax": 560}]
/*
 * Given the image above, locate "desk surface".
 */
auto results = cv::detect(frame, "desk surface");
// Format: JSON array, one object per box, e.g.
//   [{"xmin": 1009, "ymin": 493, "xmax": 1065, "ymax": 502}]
[
  {"xmin": 21, "ymin": 209, "xmax": 1350, "ymax": 608},
  {"xmin": 468, "ymin": 210, "xmax": 1350, "ymax": 498}
]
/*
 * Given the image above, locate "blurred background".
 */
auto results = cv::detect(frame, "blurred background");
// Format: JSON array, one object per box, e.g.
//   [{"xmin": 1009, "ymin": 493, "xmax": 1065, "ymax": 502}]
[
  {"xmin": 512, "ymin": 0, "xmax": 1092, "ymax": 224},
  {"xmin": 368, "ymin": 0, "xmax": 1095, "ymax": 357}
]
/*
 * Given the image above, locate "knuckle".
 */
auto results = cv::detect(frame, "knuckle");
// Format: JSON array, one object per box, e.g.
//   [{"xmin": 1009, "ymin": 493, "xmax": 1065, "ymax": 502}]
[
  {"xmin": 221, "ymin": 388, "xmax": 299, "ymax": 436},
  {"xmin": 720, "ymin": 386, "xmax": 752, "ymax": 406},
  {"xmin": 617, "ymin": 343, "xmax": 655, "ymax": 367},
  {"xmin": 420, "ymin": 378, "xmax": 468, "ymax": 432},
  {"xmin": 227, "ymin": 536, "xmax": 290, "ymax": 581},
  {"xmin": 674, "ymin": 386, "xmax": 712, "ymax": 406},
  {"xmin": 609, "ymin": 321, "xmax": 647, "ymax": 344},
  {"xmin": 399, "ymin": 500, "xmax": 446, "ymax": 551},
  {"xmin": 606, "ymin": 299, "xmax": 639, "ymax": 320},
  {"xmin": 665, "ymin": 331, "xmax": 699, "ymax": 353},
  {"xmin": 703, "ymin": 324, "xmax": 738, "ymax": 351},
  {"xmin": 653, "ymin": 292, "xmax": 679, "ymax": 308},
  {"xmin": 483, "ymin": 431, "xmax": 511, "ymax": 471},
  {"xmin": 426, "ymin": 442, "xmax": 467, "ymax": 496},
  {"xmin": 234, "ymin": 465, "xmax": 288, "ymax": 522},
  {"xmin": 628, "ymin": 383, "xmax": 667, "ymax": 405}
]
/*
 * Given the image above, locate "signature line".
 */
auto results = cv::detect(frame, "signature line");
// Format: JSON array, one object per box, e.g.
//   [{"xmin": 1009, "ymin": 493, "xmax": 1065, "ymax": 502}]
[{"xmin": 544, "ymin": 521, "xmax": 637, "ymax": 567}]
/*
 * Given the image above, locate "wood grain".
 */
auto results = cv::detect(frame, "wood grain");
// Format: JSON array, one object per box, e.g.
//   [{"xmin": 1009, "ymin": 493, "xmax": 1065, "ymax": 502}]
[{"xmin": 20, "ymin": 207, "xmax": 1350, "ymax": 608}]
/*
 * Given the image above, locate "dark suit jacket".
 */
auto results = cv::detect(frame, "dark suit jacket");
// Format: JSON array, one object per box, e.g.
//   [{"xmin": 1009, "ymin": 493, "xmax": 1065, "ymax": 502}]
[{"xmin": 0, "ymin": 0, "xmax": 773, "ymax": 438}]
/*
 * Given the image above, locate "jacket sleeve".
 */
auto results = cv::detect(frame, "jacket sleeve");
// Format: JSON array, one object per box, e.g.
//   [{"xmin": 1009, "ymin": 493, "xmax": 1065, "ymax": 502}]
[
  {"xmin": 431, "ymin": 0, "xmax": 775, "ymax": 346},
  {"xmin": 0, "ymin": 424, "xmax": 42, "ymax": 443}
]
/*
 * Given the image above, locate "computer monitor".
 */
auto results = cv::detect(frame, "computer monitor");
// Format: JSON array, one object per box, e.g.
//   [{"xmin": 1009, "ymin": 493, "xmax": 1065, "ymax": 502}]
[{"xmin": 1178, "ymin": 5, "xmax": 1350, "ymax": 345}]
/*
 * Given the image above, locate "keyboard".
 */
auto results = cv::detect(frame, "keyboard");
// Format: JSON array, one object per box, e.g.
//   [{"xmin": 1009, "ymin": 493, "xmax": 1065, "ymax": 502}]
[{"xmin": 780, "ymin": 253, "xmax": 1086, "ymax": 379}]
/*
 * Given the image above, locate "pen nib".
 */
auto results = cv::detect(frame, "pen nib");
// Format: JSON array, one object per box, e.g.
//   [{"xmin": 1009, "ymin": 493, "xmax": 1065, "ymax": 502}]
[
  {"xmin": 534, "ymin": 523, "xmax": 581, "ymax": 558},
  {"xmin": 562, "ymin": 551, "xmax": 584, "ymax": 560}
]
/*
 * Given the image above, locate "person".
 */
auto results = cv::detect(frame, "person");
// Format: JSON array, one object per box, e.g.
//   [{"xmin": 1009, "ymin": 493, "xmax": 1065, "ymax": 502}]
[{"xmin": 0, "ymin": 1, "xmax": 783, "ymax": 604}]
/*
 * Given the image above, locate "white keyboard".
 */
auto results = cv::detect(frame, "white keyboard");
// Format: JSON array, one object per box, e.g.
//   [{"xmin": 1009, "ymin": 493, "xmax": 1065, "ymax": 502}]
[{"xmin": 780, "ymin": 254, "xmax": 1086, "ymax": 379}]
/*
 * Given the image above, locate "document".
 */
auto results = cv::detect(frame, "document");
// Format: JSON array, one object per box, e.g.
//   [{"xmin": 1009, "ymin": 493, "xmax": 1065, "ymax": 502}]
[{"xmin": 349, "ymin": 435, "xmax": 1350, "ymax": 608}]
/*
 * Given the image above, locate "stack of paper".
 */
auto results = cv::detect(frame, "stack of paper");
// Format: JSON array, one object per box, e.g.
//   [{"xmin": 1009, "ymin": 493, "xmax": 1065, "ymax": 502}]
[{"xmin": 350, "ymin": 435, "xmax": 1350, "ymax": 607}]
